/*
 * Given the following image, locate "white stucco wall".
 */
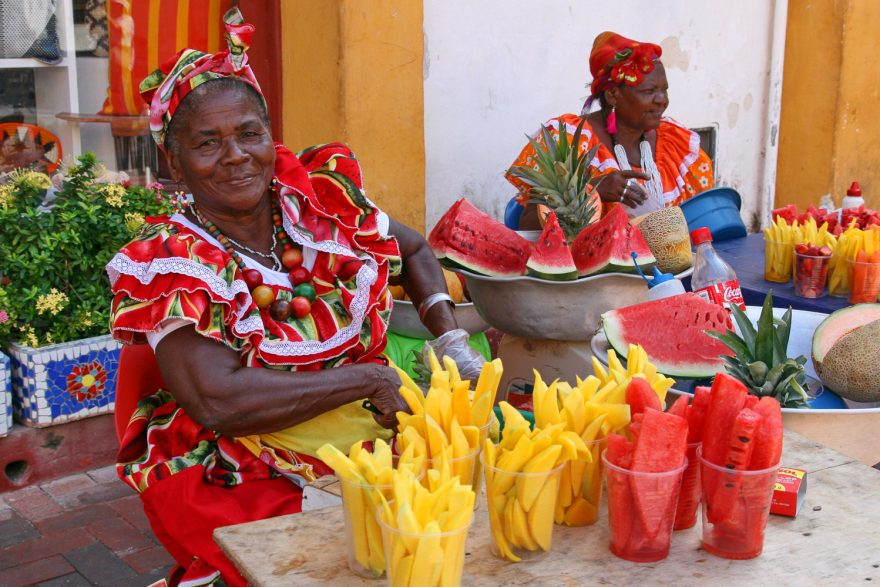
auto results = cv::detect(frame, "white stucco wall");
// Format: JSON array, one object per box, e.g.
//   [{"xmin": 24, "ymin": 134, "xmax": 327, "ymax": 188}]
[{"xmin": 423, "ymin": 0, "xmax": 786, "ymax": 232}]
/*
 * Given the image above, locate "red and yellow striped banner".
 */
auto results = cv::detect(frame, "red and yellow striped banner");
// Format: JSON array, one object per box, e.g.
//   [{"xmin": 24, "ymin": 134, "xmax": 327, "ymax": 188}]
[{"xmin": 102, "ymin": 0, "xmax": 232, "ymax": 116}]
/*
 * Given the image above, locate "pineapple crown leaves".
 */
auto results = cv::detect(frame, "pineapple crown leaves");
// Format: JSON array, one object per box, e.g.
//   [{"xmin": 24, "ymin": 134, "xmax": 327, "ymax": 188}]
[
  {"xmin": 507, "ymin": 118, "xmax": 600, "ymax": 240},
  {"xmin": 705, "ymin": 291, "xmax": 810, "ymax": 409}
]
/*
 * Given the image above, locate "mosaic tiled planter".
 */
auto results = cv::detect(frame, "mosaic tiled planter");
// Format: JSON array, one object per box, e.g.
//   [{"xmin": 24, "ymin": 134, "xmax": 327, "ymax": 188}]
[
  {"xmin": 8, "ymin": 334, "xmax": 121, "ymax": 427},
  {"xmin": 0, "ymin": 352, "xmax": 11, "ymax": 436}
]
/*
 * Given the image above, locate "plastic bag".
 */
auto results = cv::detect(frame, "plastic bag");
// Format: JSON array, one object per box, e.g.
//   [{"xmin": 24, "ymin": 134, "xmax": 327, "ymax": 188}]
[
  {"xmin": 0, "ymin": 0, "xmax": 61, "ymax": 63},
  {"xmin": 422, "ymin": 329, "xmax": 487, "ymax": 381}
]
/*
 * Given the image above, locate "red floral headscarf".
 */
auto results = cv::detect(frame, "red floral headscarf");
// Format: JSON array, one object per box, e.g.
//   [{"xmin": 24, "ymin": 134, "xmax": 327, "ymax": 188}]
[
  {"xmin": 588, "ymin": 32, "xmax": 662, "ymax": 104},
  {"xmin": 138, "ymin": 7, "xmax": 263, "ymax": 147}
]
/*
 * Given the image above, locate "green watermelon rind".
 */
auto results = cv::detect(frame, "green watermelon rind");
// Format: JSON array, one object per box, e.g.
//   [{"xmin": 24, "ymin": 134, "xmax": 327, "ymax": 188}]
[
  {"xmin": 601, "ymin": 295, "xmax": 730, "ymax": 379},
  {"xmin": 439, "ymin": 252, "xmax": 525, "ymax": 278},
  {"xmin": 526, "ymin": 264, "xmax": 578, "ymax": 281}
]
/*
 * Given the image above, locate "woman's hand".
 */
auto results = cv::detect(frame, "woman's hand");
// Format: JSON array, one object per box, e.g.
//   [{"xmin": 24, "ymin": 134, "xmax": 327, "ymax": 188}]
[
  {"xmin": 424, "ymin": 329, "xmax": 486, "ymax": 382},
  {"xmin": 366, "ymin": 364, "xmax": 411, "ymax": 430},
  {"xmin": 595, "ymin": 170, "xmax": 651, "ymax": 208}
]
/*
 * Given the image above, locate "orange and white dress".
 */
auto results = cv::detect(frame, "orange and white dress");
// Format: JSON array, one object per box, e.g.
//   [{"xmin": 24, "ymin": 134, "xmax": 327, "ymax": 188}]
[{"xmin": 506, "ymin": 113, "xmax": 714, "ymax": 211}]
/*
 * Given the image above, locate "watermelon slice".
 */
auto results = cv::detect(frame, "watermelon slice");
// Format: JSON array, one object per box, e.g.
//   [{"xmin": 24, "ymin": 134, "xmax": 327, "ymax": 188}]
[
  {"xmin": 428, "ymin": 198, "xmax": 532, "ymax": 277},
  {"xmin": 701, "ymin": 373, "xmax": 748, "ymax": 467},
  {"xmin": 570, "ymin": 204, "xmax": 655, "ymax": 276},
  {"xmin": 601, "ymin": 293, "xmax": 734, "ymax": 378},
  {"xmin": 748, "ymin": 397, "xmax": 783, "ymax": 470},
  {"xmin": 686, "ymin": 386, "xmax": 711, "ymax": 443},
  {"xmin": 605, "ymin": 434, "xmax": 635, "ymax": 554},
  {"xmin": 625, "ymin": 376, "xmax": 662, "ymax": 416},
  {"xmin": 667, "ymin": 395, "xmax": 690, "ymax": 420},
  {"xmin": 629, "ymin": 409, "xmax": 688, "ymax": 540},
  {"xmin": 526, "ymin": 211, "xmax": 577, "ymax": 280}
]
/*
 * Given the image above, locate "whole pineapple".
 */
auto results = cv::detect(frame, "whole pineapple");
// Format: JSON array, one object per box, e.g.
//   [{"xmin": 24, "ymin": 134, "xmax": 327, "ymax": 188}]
[
  {"xmin": 507, "ymin": 118, "xmax": 600, "ymax": 242},
  {"xmin": 706, "ymin": 292, "xmax": 810, "ymax": 408}
]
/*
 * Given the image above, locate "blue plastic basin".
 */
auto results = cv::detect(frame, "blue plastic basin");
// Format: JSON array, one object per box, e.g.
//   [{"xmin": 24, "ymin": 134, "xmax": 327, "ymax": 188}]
[{"xmin": 680, "ymin": 187, "xmax": 747, "ymax": 241}]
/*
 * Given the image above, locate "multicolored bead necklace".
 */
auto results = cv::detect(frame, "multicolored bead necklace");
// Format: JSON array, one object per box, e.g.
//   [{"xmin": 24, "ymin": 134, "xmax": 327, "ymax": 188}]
[{"xmin": 190, "ymin": 185, "xmax": 317, "ymax": 321}]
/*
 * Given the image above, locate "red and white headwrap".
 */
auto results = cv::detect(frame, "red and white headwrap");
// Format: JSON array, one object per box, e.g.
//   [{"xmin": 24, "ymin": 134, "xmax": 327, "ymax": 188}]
[
  {"xmin": 586, "ymin": 32, "xmax": 662, "ymax": 107},
  {"xmin": 138, "ymin": 7, "xmax": 263, "ymax": 147}
]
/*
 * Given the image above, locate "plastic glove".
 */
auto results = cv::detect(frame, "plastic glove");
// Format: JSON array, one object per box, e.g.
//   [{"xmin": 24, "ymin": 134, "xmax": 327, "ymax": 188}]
[{"xmin": 423, "ymin": 328, "xmax": 486, "ymax": 381}]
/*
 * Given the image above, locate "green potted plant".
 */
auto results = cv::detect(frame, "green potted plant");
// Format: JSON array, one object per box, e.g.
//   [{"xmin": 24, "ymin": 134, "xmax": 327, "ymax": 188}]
[{"xmin": 0, "ymin": 154, "xmax": 170, "ymax": 427}]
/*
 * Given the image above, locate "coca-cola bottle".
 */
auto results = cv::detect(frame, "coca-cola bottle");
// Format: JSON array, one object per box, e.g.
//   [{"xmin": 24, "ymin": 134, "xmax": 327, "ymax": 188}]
[{"xmin": 689, "ymin": 228, "xmax": 746, "ymax": 310}]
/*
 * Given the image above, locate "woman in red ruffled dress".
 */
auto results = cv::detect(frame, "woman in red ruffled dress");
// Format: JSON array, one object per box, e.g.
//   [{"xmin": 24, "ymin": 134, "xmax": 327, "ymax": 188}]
[
  {"xmin": 106, "ymin": 9, "xmax": 483, "ymax": 586},
  {"xmin": 507, "ymin": 31, "xmax": 714, "ymax": 219}
]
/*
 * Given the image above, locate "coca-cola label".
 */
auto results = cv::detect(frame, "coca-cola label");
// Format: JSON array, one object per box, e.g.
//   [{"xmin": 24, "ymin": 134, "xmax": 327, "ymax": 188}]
[{"xmin": 693, "ymin": 280, "xmax": 746, "ymax": 310}]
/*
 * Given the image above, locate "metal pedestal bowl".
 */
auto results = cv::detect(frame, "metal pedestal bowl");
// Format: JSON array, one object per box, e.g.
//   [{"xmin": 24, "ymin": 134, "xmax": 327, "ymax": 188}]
[
  {"xmin": 455, "ymin": 267, "xmax": 692, "ymax": 342},
  {"xmin": 388, "ymin": 299, "xmax": 489, "ymax": 339}
]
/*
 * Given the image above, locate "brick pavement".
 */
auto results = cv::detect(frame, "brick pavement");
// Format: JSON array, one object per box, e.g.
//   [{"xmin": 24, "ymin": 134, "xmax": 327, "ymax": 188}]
[{"xmin": 0, "ymin": 466, "xmax": 174, "ymax": 587}]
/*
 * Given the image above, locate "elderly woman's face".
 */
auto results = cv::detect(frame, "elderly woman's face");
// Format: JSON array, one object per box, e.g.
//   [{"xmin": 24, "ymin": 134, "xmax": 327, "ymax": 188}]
[
  {"xmin": 609, "ymin": 63, "xmax": 669, "ymax": 131},
  {"xmin": 168, "ymin": 89, "xmax": 275, "ymax": 214}
]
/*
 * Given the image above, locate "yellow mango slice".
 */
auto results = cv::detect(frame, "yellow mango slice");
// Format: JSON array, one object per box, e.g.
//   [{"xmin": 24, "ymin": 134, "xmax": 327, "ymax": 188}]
[{"xmin": 526, "ymin": 475, "xmax": 558, "ymax": 551}]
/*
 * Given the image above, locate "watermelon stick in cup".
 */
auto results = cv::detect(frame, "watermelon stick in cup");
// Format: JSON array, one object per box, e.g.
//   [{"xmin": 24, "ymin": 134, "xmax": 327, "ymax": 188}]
[
  {"xmin": 671, "ymin": 387, "xmax": 710, "ymax": 531},
  {"xmin": 603, "ymin": 409, "xmax": 688, "ymax": 563},
  {"xmin": 699, "ymin": 374, "xmax": 783, "ymax": 560}
]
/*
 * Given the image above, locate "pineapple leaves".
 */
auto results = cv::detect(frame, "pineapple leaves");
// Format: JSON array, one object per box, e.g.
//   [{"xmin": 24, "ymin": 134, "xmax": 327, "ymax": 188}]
[
  {"xmin": 705, "ymin": 330, "xmax": 750, "ymax": 359},
  {"xmin": 729, "ymin": 302, "xmax": 757, "ymax": 357},
  {"xmin": 507, "ymin": 118, "xmax": 598, "ymax": 242},
  {"xmin": 754, "ymin": 292, "xmax": 776, "ymax": 366}
]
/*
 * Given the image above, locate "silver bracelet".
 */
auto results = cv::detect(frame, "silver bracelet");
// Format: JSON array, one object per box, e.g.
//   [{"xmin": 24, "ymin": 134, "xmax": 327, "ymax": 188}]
[{"xmin": 417, "ymin": 292, "xmax": 455, "ymax": 321}]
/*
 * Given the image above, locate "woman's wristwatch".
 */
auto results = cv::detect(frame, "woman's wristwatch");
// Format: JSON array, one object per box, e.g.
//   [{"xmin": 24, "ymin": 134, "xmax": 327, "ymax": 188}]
[{"xmin": 417, "ymin": 292, "xmax": 455, "ymax": 321}]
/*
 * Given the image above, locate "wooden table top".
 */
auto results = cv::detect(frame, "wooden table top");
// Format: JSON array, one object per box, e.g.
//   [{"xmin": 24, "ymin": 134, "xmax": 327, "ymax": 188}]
[{"xmin": 214, "ymin": 431, "xmax": 880, "ymax": 586}]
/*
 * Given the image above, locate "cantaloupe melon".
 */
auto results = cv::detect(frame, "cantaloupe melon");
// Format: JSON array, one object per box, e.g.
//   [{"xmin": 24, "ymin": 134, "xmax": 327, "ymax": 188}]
[
  {"xmin": 812, "ymin": 304, "xmax": 880, "ymax": 402},
  {"xmin": 631, "ymin": 207, "xmax": 693, "ymax": 274}
]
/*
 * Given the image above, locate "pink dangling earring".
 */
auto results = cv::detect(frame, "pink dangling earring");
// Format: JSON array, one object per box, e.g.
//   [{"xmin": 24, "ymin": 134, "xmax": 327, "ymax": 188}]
[{"xmin": 605, "ymin": 106, "xmax": 618, "ymax": 134}]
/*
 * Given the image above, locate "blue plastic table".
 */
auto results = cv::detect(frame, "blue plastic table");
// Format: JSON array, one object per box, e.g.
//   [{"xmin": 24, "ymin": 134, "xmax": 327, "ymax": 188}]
[{"xmin": 681, "ymin": 233, "xmax": 850, "ymax": 313}]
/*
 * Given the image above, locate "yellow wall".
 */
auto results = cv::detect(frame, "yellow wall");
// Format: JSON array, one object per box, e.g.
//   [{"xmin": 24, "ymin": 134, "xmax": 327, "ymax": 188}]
[
  {"xmin": 777, "ymin": 0, "xmax": 880, "ymax": 211},
  {"xmin": 279, "ymin": 1, "xmax": 426, "ymax": 232}
]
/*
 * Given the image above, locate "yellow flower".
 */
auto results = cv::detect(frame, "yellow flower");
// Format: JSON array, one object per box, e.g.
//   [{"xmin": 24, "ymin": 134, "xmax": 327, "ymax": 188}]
[
  {"xmin": 103, "ymin": 184, "xmax": 126, "ymax": 208},
  {"xmin": 10, "ymin": 169, "xmax": 52, "ymax": 190},
  {"xmin": 21, "ymin": 325, "xmax": 40, "ymax": 348},
  {"xmin": 79, "ymin": 311, "xmax": 94, "ymax": 328},
  {"xmin": 124, "ymin": 212, "xmax": 145, "ymax": 233},
  {"xmin": 35, "ymin": 288, "xmax": 69, "ymax": 316},
  {"xmin": 0, "ymin": 184, "xmax": 13, "ymax": 209}
]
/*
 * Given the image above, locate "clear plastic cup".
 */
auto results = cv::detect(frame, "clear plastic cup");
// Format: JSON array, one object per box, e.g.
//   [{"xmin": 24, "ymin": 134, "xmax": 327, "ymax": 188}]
[
  {"xmin": 602, "ymin": 450, "xmax": 688, "ymax": 563},
  {"xmin": 556, "ymin": 437, "xmax": 606, "ymax": 526},
  {"xmin": 376, "ymin": 504, "xmax": 472, "ymax": 587},
  {"xmin": 425, "ymin": 421, "xmax": 490, "ymax": 507},
  {"xmin": 793, "ymin": 252, "xmax": 830, "ymax": 298},
  {"xmin": 673, "ymin": 442, "xmax": 702, "ymax": 530},
  {"xmin": 847, "ymin": 258, "xmax": 880, "ymax": 304},
  {"xmin": 698, "ymin": 447, "xmax": 778, "ymax": 560},
  {"xmin": 339, "ymin": 462, "xmax": 424, "ymax": 578},
  {"xmin": 482, "ymin": 452, "xmax": 565, "ymax": 562},
  {"xmin": 763, "ymin": 238, "xmax": 794, "ymax": 283},
  {"xmin": 426, "ymin": 445, "xmax": 480, "ymax": 488}
]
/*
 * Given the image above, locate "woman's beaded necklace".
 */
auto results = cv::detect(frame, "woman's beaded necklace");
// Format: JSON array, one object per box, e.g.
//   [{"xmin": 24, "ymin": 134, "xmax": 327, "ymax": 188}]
[{"xmin": 190, "ymin": 180, "xmax": 316, "ymax": 321}]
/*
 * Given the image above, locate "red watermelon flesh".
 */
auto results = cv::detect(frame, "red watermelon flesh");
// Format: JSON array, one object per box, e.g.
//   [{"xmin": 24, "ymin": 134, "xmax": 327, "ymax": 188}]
[
  {"xmin": 605, "ymin": 434, "xmax": 636, "ymax": 554},
  {"xmin": 748, "ymin": 397, "xmax": 783, "ymax": 470},
  {"xmin": 570, "ymin": 204, "xmax": 655, "ymax": 276},
  {"xmin": 629, "ymin": 409, "xmax": 688, "ymax": 540},
  {"xmin": 701, "ymin": 373, "xmax": 748, "ymax": 467},
  {"xmin": 601, "ymin": 293, "xmax": 734, "ymax": 378},
  {"xmin": 743, "ymin": 395, "xmax": 759, "ymax": 411},
  {"xmin": 428, "ymin": 198, "xmax": 532, "ymax": 277},
  {"xmin": 626, "ymin": 376, "xmax": 662, "ymax": 416},
  {"xmin": 630, "ymin": 412, "xmax": 644, "ymax": 441},
  {"xmin": 667, "ymin": 395, "xmax": 690, "ymax": 420},
  {"xmin": 687, "ymin": 386, "xmax": 711, "ymax": 443},
  {"xmin": 708, "ymin": 407, "xmax": 761, "ymax": 525},
  {"xmin": 526, "ymin": 211, "xmax": 578, "ymax": 280}
]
